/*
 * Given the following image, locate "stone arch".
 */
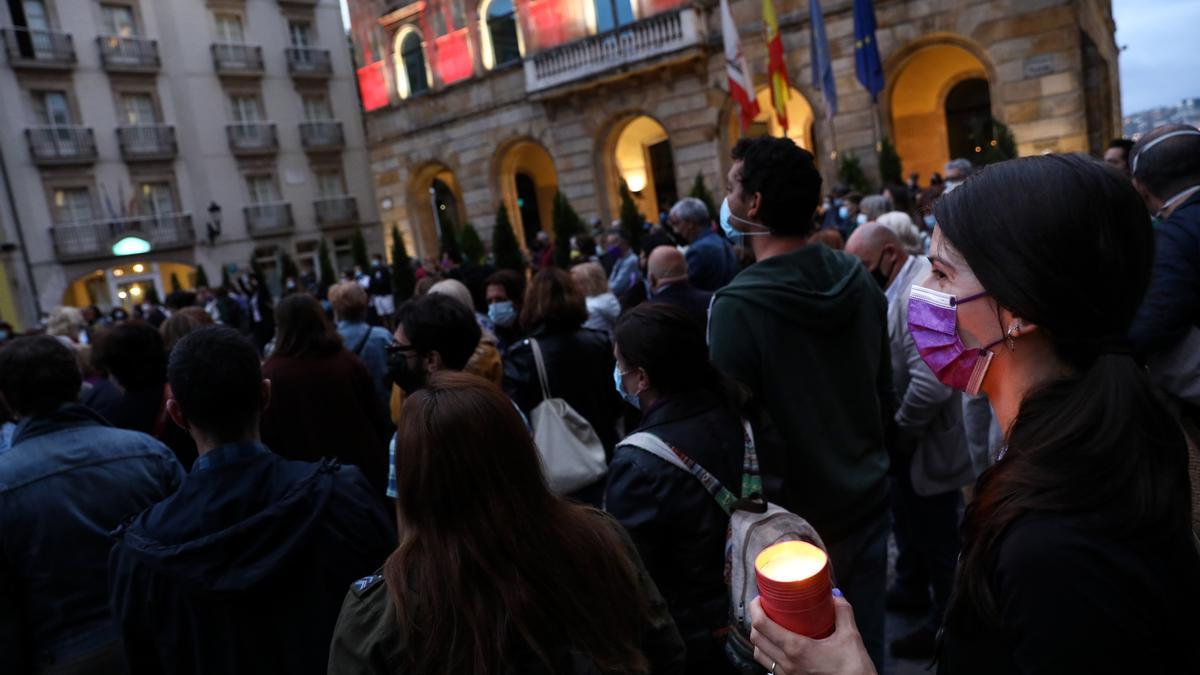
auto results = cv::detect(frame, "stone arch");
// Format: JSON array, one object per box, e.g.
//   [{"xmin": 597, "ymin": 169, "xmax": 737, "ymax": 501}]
[
  {"xmin": 408, "ymin": 162, "xmax": 465, "ymax": 259},
  {"xmin": 882, "ymin": 34, "xmax": 999, "ymax": 182},
  {"xmin": 492, "ymin": 137, "xmax": 559, "ymax": 249},
  {"xmin": 596, "ymin": 110, "xmax": 677, "ymax": 224}
]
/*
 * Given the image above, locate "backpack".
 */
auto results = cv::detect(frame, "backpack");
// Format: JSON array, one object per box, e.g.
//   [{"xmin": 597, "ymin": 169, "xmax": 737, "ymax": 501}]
[
  {"xmin": 527, "ymin": 338, "xmax": 607, "ymax": 495},
  {"xmin": 619, "ymin": 419, "xmax": 830, "ymax": 673}
]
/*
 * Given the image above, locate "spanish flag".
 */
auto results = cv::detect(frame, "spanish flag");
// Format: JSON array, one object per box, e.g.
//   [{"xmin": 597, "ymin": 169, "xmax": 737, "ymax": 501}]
[{"xmin": 762, "ymin": 0, "xmax": 790, "ymax": 131}]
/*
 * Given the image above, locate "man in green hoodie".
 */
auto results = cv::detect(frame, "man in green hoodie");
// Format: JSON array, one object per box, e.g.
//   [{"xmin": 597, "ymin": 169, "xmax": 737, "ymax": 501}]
[{"xmin": 709, "ymin": 136, "xmax": 892, "ymax": 669}]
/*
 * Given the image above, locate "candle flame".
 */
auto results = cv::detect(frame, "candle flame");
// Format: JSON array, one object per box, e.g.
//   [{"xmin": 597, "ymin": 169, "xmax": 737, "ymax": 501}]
[{"xmin": 756, "ymin": 541, "xmax": 827, "ymax": 582}]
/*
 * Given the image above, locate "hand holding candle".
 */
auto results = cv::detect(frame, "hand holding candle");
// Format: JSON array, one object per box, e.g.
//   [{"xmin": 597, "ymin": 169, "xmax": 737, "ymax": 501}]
[{"xmin": 754, "ymin": 541, "xmax": 836, "ymax": 639}]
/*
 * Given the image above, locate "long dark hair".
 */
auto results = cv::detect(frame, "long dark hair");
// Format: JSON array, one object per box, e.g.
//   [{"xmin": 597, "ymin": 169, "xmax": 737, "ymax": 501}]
[
  {"xmin": 383, "ymin": 372, "xmax": 653, "ymax": 673},
  {"xmin": 936, "ymin": 154, "xmax": 1192, "ymax": 628},
  {"xmin": 613, "ymin": 303, "xmax": 747, "ymax": 412},
  {"xmin": 269, "ymin": 293, "xmax": 341, "ymax": 359}
]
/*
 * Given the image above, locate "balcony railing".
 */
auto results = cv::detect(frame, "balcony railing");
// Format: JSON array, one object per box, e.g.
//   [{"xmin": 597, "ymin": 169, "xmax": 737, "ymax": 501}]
[
  {"xmin": 26, "ymin": 126, "xmax": 97, "ymax": 165},
  {"xmin": 286, "ymin": 46, "xmax": 332, "ymax": 77},
  {"xmin": 245, "ymin": 202, "xmax": 294, "ymax": 236},
  {"xmin": 226, "ymin": 122, "xmax": 278, "ymax": 155},
  {"xmin": 524, "ymin": 8, "xmax": 700, "ymax": 93},
  {"xmin": 211, "ymin": 42, "xmax": 263, "ymax": 75},
  {"xmin": 117, "ymin": 125, "xmax": 177, "ymax": 161},
  {"xmin": 299, "ymin": 121, "xmax": 344, "ymax": 151},
  {"xmin": 1, "ymin": 26, "xmax": 75, "ymax": 69},
  {"xmin": 51, "ymin": 213, "xmax": 193, "ymax": 261},
  {"xmin": 314, "ymin": 195, "xmax": 359, "ymax": 229},
  {"xmin": 97, "ymin": 35, "xmax": 159, "ymax": 71}
]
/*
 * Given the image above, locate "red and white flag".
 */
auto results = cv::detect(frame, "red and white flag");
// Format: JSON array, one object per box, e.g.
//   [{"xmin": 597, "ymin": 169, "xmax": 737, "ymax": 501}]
[{"xmin": 721, "ymin": 0, "xmax": 760, "ymax": 130}]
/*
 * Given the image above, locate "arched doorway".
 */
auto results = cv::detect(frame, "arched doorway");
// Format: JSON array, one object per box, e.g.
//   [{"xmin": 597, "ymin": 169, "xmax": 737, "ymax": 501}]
[
  {"xmin": 408, "ymin": 164, "xmax": 464, "ymax": 259},
  {"xmin": 63, "ymin": 260, "xmax": 196, "ymax": 310},
  {"xmin": 608, "ymin": 115, "xmax": 676, "ymax": 223},
  {"xmin": 944, "ymin": 78, "xmax": 992, "ymax": 159},
  {"xmin": 727, "ymin": 85, "xmax": 817, "ymax": 154},
  {"xmin": 497, "ymin": 140, "xmax": 558, "ymax": 248},
  {"xmin": 887, "ymin": 41, "xmax": 992, "ymax": 183}
]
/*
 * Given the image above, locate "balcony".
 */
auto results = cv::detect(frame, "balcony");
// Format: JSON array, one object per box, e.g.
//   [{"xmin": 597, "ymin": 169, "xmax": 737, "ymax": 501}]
[
  {"xmin": 226, "ymin": 122, "xmax": 278, "ymax": 155},
  {"xmin": 26, "ymin": 126, "xmax": 97, "ymax": 165},
  {"xmin": 97, "ymin": 35, "xmax": 159, "ymax": 72},
  {"xmin": 211, "ymin": 42, "xmax": 263, "ymax": 76},
  {"xmin": 524, "ymin": 7, "xmax": 701, "ymax": 94},
  {"xmin": 314, "ymin": 195, "xmax": 359, "ymax": 229},
  {"xmin": 286, "ymin": 46, "xmax": 332, "ymax": 78},
  {"xmin": 299, "ymin": 121, "xmax": 344, "ymax": 152},
  {"xmin": 245, "ymin": 202, "xmax": 294, "ymax": 237},
  {"xmin": 51, "ymin": 213, "xmax": 193, "ymax": 262},
  {"xmin": 1, "ymin": 26, "xmax": 75, "ymax": 69},
  {"xmin": 117, "ymin": 125, "xmax": 177, "ymax": 161}
]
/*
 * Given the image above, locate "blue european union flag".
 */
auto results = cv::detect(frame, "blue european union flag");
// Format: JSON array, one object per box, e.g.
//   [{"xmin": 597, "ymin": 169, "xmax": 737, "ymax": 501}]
[{"xmin": 853, "ymin": 0, "xmax": 884, "ymax": 100}]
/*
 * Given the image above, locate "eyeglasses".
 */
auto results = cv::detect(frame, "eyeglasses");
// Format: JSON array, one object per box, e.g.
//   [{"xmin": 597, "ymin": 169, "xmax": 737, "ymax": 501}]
[{"xmin": 385, "ymin": 342, "xmax": 417, "ymax": 355}]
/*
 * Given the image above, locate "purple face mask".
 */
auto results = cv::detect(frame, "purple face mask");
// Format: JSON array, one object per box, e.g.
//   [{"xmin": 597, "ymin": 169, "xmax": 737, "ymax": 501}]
[{"xmin": 907, "ymin": 285, "xmax": 1005, "ymax": 396}]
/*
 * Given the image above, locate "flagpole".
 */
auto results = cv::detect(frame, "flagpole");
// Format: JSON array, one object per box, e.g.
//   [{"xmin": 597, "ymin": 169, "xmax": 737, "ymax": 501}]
[
  {"xmin": 872, "ymin": 98, "xmax": 882, "ymax": 153},
  {"xmin": 827, "ymin": 101, "xmax": 839, "ymax": 161}
]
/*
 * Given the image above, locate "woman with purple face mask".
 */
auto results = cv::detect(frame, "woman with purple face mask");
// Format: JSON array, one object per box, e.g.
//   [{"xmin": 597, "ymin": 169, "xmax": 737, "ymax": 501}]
[{"xmin": 748, "ymin": 155, "xmax": 1200, "ymax": 675}]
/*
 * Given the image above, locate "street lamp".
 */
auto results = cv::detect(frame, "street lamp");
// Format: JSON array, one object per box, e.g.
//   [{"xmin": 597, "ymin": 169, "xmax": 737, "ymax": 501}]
[{"xmin": 206, "ymin": 201, "xmax": 222, "ymax": 246}]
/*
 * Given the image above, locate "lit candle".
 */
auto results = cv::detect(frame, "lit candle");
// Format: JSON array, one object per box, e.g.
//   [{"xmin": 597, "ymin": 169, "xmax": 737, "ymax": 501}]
[{"xmin": 755, "ymin": 541, "xmax": 836, "ymax": 638}]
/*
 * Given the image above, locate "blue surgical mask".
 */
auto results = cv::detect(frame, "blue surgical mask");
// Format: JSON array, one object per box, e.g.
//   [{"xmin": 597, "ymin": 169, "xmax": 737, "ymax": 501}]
[
  {"xmin": 0, "ymin": 330, "xmax": 8, "ymax": 342},
  {"xmin": 923, "ymin": 214, "xmax": 937, "ymax": 229},
  {"xmin": 838, "ymin": 205, "xmax": 850, "ymax": 220},
  {"xmin": 613, "ymin": 364, "xmax": 641, "ymax": 409},
  {"xmin": 488, "ymin": 300, "xmax": 516, "ymax": 327},
  {"xmin": 720, "ymin": 197, "xmax": 768, "ymax": 246},
  {"xmin": 856, "ymin": 213, "xmax": 869, "ymax": 226}
]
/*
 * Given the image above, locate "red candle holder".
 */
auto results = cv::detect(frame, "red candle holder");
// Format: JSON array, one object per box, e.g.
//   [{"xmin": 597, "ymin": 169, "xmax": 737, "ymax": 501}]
[{"xmin": 754, "ymin": 541, "xmax": 836, "ymax": 638}]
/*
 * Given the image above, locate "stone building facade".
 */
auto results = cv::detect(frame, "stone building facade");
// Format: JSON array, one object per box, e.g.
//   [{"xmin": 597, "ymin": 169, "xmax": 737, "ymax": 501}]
[
  {"xmin": 0, "ymin": 0, "xmax": 378, "ymax": 328},
  {"xmin": 349, "ymin": 0, "xmax": 1121, "ymax": 259}
]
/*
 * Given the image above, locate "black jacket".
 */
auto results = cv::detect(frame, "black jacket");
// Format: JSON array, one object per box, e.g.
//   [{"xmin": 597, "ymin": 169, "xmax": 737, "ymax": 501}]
[
  {"xmin": 649, "ymin": 283, "xmax": 713, "ymax": 334},
  {"xmin": 937, "ymin": 511, "xmax": 1200, "ymax": 673},
  {"xmin": 605, "ymin": 391, "xmax": 743, "ymax": 663},
  {"xmin": 108, "ymin": 444, "xmax": 396, "ymax": 675},
  {"xmin": 503, "ymin": 327, "xmax": 620, "ymax": 452}
]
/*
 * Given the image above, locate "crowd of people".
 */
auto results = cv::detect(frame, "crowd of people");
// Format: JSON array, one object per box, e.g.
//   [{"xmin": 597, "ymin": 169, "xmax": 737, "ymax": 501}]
[{"xmin": 1, "ymin": 124, "xmax": 1199, "ymax": 675}]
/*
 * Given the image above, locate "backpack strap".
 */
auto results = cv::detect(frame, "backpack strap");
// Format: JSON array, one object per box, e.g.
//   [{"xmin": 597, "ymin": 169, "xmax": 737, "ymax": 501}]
[
  {"xmin": 620, "ymin": 431, "xmax": 739, "ymax": 515},
  {"xmin": 740, "ymin": 418, "xmax": 763, "ymax": 499},
  {"xmin": 527, "ymin": 338, "xmax": 552, "ymax": 402}
]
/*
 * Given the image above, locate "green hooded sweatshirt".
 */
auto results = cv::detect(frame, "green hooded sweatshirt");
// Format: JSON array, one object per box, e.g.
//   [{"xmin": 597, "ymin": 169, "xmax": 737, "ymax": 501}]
[{"xmin": 709, "ymin": 243, "xmax": 891, "ymax": 541}]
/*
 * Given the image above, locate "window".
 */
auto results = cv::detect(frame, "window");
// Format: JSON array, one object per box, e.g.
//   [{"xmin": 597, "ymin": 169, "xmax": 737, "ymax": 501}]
[
  {"xmin": 118, "ymin": 93, "xmax": 157, "ymax": 125},
  {"xmin": 53, "ymin": 187, "xmax": 93, "ymax": 223},
  {"xmin": 101, "ymin": 4, "xmax": 137, "ymax": 36},
  {"xmin": 229, "ymin": 95, "xmax": 262, "ymax": 122},
  {"xmin": 214, "ymin": 13, "xmax": 244, "ymax": 42},
  {"xmin": 397, "ymin": 30, "xmax": 429, "ymax": 98},
  {"xmin": 138, "ymin": 181, "xmax": 175, "ymax": 216},
  {"xmin": 482, "ymin": 0, "xmax": 521, "ymax": 69},
  {"xmin": 316, "ymin": 170, "xmax": 344, "ymax": 197},
  {"xmin": 33, "ymin": 90, "xmax": 71, "ymax": 126},
  {"xmin": 245, "ymin": 175, "xmax": 279, "ymax": 204},
  {"xmin": 302, "ymin": 95, "xmax": 332, "ymax": 121},
  {"xmin": 593, "ymin": 0, "xmax": 634, "ymax": 33},
  {"xmin": 333, "ymin": 236, "xmax": 354, "ymax": 273},
  {"xmin": 22, "ymin": 0, "xmax": 53, "ymax": 52},
  {"xmin": 288, "ymin": 21, "xmax": 313, "ymax": 47}
]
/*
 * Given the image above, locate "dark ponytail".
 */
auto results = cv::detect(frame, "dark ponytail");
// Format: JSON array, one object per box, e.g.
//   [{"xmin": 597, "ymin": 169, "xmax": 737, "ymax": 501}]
[{"xmin": 935, "ymin": 154, "xmax": 1193, "ymax": 628}]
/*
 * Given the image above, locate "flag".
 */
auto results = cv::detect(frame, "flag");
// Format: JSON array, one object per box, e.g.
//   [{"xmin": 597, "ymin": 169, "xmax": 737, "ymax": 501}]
[
  {"xmin": 720, "ymin": 0, "xmax": 759, "ymax": 130},
  {"xmin": 853, "ymin": 0, "xmax": 884, "ymax": 100},
  {"xmin": 809, "ymin": 0, "xmax": 837, "ymax": 118},
  {"xmin": 762, "ymin": 0, "xmax": 790, "ymax": 131}
]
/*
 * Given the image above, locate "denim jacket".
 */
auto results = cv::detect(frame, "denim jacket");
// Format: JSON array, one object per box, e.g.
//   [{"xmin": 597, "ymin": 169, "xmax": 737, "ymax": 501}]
[{"xmin": 0, "ymin": 404, "xmax": 182, "ymax": 672}]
